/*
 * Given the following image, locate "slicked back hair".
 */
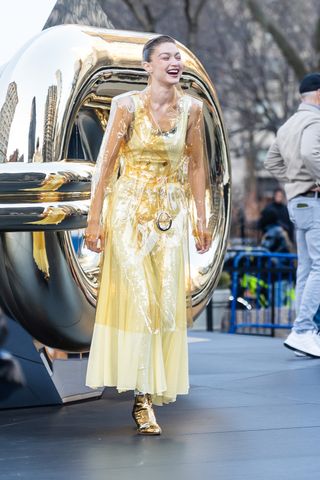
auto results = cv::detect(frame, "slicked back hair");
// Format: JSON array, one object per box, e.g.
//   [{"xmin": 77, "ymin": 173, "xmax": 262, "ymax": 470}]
[{"xmin": 142, "ymin": 35, "xmax": 176, "ymax": 63}]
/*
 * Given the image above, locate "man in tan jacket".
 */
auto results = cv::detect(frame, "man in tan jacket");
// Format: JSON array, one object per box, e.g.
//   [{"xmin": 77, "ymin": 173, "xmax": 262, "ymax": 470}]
[{"xmin": 265, "ymin": 72, "xmax": 320, "ymax": 357}]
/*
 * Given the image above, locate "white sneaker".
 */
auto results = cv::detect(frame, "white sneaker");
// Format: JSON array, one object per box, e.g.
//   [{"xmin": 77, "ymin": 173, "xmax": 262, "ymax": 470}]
[
  {"xmin": 284, "ymin": 330, "xmax": 320, "ymax": 358},
  {"xmin": 294, "ymin": 351, "xmax": 307, "ymax": 357}
]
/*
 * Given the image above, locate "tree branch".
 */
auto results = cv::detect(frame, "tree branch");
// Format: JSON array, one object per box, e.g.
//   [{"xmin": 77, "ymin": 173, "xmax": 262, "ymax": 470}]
[
  {"xmin": 183, "ymin": 0, "xmax": 207, "ymax": 49},
  {"xmin": 121, "ymin": 0, "xmax": 153, "ymax": 31},
  {"xmin": 194, "ymin": 0, "xmax": 207, "ymax": 22},
  {"xmin": 246, "ymin": 0, "xmax": 307, "ymax": 79}
]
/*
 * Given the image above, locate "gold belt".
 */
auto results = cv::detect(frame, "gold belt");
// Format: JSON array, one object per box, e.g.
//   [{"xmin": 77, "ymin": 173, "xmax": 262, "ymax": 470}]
[
  {"xmin": 122, "ymin": 166, "xmax": 181, "ymax": 184},
  {"xmin": 121, "ymin": 167, "xmax": 183, "ymax": 231}
]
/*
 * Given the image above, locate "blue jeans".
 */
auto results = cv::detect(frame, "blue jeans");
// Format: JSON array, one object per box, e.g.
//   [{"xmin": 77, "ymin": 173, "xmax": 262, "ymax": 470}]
[{"xmin": 288, "ymin": 194, "xmax": 320, "ymax": 332}]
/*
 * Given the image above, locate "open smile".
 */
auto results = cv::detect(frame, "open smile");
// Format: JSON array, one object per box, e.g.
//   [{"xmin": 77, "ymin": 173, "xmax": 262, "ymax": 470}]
[{"xmin": 167, "ymin": 68, "xmax": 180, "ymax": 77}]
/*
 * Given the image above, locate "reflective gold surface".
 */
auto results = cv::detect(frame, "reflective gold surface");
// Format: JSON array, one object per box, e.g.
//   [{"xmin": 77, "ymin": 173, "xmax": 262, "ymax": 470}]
[{"xmin": 0, "ymin": 25, "xmax": 231, "ymax": 351}]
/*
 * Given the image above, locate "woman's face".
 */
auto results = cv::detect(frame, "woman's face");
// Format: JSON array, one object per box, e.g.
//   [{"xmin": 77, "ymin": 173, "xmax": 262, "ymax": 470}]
[{"xmin": 144, "ymin": 42, "xmax": 183, "ymax": 86}]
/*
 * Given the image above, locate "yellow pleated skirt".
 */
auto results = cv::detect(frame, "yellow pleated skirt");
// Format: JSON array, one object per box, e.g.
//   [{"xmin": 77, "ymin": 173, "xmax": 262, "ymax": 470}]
[{"xmin": 85, "ymin": 196, "xmax": 190, "ymax": 405}]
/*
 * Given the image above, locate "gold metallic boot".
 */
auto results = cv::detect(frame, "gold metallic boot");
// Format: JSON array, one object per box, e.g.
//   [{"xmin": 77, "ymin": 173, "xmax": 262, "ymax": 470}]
[{"xmin": 132, "ymin": 394, "xmax": 162, "ymax": 435}]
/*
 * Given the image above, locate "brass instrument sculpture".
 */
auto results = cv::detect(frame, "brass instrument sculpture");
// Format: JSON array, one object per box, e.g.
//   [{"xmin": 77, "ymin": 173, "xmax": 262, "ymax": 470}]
[{"xmin": 0, "ymin": 25, "xmax": 231, "ymax": 408}]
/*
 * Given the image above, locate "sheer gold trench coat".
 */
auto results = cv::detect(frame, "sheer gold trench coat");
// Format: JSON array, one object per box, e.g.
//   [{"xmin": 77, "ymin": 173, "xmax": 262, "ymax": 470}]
[{"xmin": 85, "ymin": 88, "xmax": 210, "ymax": 405}]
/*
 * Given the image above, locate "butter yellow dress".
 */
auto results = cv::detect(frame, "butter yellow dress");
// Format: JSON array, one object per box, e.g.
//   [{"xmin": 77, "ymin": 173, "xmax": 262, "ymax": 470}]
[{"xmin": 85, "ymin": 88, "xmax": 207, "ymax": 405}]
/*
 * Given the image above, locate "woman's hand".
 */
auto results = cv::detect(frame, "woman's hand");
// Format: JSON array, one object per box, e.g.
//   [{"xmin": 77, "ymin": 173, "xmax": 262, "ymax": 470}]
[
  {"xmin": 194, "ymin": 219, "xmax": 212, "ymax": 254},
  {"xmin": 84, "ymin": 222, "xmax": 105, "ymax": 253}
]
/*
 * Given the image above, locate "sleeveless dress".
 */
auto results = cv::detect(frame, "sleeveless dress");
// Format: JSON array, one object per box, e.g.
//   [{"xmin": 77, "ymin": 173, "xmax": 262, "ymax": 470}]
[{"xmin": 85, "ymin": 92, "xmax": 193, "ymax": 405}]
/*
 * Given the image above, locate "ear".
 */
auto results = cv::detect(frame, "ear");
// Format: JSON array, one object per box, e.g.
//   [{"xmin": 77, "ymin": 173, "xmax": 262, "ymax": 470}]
[{"xmin": 142, "ymin": 61, "xmax": 152, "ymax": 74}]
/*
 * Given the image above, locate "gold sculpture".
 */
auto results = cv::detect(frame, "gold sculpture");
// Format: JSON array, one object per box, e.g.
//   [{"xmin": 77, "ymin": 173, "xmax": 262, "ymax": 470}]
[{"xmin": 0, "ymin": 25, "xmax": 231, "ymax": 405}]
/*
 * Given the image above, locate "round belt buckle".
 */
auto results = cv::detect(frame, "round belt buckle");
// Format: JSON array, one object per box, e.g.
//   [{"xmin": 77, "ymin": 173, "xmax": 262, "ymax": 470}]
[{"xmin": 155, "ymin": 211, "xmax": 172, "ymax": 232}]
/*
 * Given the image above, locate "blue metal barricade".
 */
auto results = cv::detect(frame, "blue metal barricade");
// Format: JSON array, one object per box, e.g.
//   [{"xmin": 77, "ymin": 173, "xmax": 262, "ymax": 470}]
[{"xmin": 227, "ymin": 251, "xmax": 297, "ymax": 334}]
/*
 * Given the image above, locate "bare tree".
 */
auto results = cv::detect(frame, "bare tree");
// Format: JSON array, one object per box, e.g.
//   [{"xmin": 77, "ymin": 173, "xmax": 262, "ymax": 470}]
[
  {"xmin": 183, "ymin": 0, "xmax": 207, "ymax": 50},
  {"xmin": 245, "ymin": 0, "xmax": 307, "ymax": 79},
  {"xmin": 101, "ymin": 0, "xmax": 207, "ymax": 49},
  {"xmin": 245, "ymin": 0, "xmax": 320, "ymax": 77},
  {"xmin": 44, "ymin": 0, "xmax": 114, "ymax": 29},
  {"xmin": 98, "ymin": 0, "xmax": 169, "ymax": 32}
]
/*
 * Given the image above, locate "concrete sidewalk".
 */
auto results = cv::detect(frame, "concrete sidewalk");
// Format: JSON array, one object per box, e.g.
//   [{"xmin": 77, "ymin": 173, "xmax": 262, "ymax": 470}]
[{"xmin": 1, "ymin": 332, "xmax": 320, "ymax": 480}]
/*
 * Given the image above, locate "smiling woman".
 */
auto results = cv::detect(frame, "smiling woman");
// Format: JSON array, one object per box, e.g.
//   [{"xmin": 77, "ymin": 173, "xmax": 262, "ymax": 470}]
[{"xmin": 84, "ymin": 35, "xmax": 213, "ymax": 435}]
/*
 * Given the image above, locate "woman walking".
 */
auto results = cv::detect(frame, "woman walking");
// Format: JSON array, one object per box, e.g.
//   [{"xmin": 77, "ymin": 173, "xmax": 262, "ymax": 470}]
[{"xmin": 85, "ymin": 35, "xmax": 211, "ymax": 435}]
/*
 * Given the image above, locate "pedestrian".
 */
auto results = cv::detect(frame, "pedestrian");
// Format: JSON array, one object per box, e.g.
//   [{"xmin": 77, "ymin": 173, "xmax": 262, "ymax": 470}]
[
  {"xmin": 258, "ymin": 188, "xmax": 294, "ymax": 242},
  {"xmin": 265, "ymin": 72, "xmax": 320, "ymax": 357},
  {"xmin": 84, "ymin": 35, "xmax": 211, "ymax": 434}
]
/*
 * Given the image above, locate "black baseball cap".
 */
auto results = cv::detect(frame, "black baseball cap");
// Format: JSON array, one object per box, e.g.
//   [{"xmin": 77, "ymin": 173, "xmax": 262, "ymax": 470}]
[{"xmin": 299, "ymin": 73, "xmax": 320, "ymax": 94}]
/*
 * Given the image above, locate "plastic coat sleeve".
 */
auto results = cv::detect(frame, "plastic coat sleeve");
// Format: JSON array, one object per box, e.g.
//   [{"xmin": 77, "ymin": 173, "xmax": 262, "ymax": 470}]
[
  {"xmin": 186, "ymin": 99, "xmax": 207, "ymax": 226},
  {"xmin": 87, "ymin": 96, "xmax": 133, "ymax": 225}
]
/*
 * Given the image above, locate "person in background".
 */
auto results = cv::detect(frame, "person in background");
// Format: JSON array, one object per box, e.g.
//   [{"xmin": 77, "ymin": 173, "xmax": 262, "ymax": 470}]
[
  {"xmin": 260, "ymin": 208, "xmax": 294, "ymax": 254},
  {"xmin": 265, "ymin": 72, "xmax": 320, "ymax": 358},
  {"xmin": 258, "ymin": 188, "xmax": 294, "ymax": 242}
]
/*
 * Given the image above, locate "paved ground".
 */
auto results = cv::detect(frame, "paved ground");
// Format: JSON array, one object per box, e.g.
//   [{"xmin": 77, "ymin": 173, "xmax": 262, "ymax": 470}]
[{"xmin": 1, "ymin": 331, "xmax": 320, "ymax": 480}]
